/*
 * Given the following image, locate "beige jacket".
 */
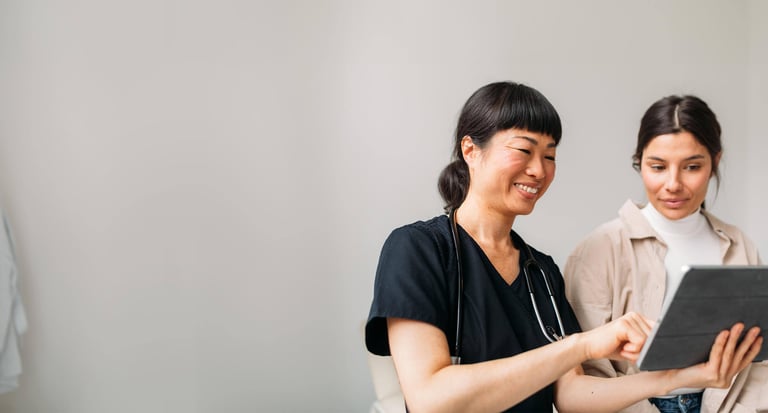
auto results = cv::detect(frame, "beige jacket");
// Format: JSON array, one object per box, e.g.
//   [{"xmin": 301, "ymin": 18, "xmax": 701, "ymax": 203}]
[{"xmin": 564, "ymin": 200, "xmax": 767, "ymax": 413}]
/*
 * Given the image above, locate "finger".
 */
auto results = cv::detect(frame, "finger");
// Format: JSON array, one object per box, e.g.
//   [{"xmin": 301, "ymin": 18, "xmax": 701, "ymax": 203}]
[
  {"xmin": 637, "ymin": 315, "xmax": 654, "ymax": 336},
  {"xmin": 623, "ymin": 313, "xmax": 650, "ymax": 342},
  {"xmin": 746, "ymin": 336, "xmax": 764, "ymax": 363},
  {"xmin": 616, "ymin": 315, "xmax": 647, "ymax": 357},
  {"xmin": 621, "ymin": 341, "xmax": 643, "ymax": 355},
  {"xmin": 620, "ymin": 344, "xmax": 642, "ymax": 361},
  {"xmin": 620, "ymin": 350, "xmax": 639, "ymax": 361},
  {"xmin": 708, "ymin": 330, "xmax": 729, "ymax": 371},
  {"xmin": 731, "ymin": 327, "xmax": 761, "ymax": 369},
  {"xmin": 720, "ymin": 323, "xmax": 744, "ymax": 377},
  {"xmin": 623, "ymin": 314, "xmax": 650, "ymax": 339},
  {"xmin": 734, "ymin": 333, "xmax": 763, "ymax": 374},
  {"xmin": 622, "ymin": 321, "xmax": 647, "ymax": 349}
]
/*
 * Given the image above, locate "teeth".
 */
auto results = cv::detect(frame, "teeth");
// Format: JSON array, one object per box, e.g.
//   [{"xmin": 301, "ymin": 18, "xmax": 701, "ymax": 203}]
[{"xmin": 516, "ymin": 184, "xmax": 539, "ymax": 194}]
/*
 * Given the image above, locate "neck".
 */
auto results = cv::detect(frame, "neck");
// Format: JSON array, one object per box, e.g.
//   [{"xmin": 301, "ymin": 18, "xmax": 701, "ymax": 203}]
[{"xmin": 455, "ymin": 197, "xmax": 516, "ymax": 249}]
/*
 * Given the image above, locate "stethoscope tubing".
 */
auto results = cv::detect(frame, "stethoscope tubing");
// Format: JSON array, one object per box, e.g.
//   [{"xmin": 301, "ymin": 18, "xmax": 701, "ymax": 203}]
[
  {"xmin": 449, "ymin": 208, "xmax": 565, "ymax": 364},
  {"xmin": 449, "ymin": 209, "xmax": 464, "ymax": 365}
]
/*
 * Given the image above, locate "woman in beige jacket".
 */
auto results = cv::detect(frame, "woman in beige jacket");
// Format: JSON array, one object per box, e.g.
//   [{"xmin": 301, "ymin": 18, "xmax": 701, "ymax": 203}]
[{"xmin": 564, "ymin": 95, "xmax": 767, "ymax": 413}]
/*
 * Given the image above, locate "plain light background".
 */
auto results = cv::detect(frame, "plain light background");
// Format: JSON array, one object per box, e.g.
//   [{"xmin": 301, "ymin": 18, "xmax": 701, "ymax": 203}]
[{"xmin": 0, "ymin": 1, "xmax": 765, "ymax": 412}]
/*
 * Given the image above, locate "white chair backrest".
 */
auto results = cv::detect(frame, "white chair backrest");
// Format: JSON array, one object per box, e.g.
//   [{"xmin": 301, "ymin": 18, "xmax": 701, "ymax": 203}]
[{"xmin": 363, "ymin": 321, "xmax": 405, "ymax": 413}]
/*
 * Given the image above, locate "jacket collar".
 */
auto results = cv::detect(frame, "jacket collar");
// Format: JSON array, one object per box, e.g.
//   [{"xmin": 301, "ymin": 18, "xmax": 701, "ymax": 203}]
[{"xmin": 618, "ymin": 200, "xmax": 659, "ymax": 240}]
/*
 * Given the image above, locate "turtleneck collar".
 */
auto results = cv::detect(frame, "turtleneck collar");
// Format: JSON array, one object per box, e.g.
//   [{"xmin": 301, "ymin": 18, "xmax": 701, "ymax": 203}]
[{"xmin": 641, "ymin": 202, "xmax": 708, "ymax": 237}]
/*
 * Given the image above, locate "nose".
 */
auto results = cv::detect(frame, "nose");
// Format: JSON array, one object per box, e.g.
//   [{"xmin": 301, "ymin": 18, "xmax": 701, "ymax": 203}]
[
  {"xmin": 664, "ymin": 169, "xmax": 682, "ymax": 192},
  {"xmin": 526, "ymin": 155, "xmax": 547, "ymax": 180}
]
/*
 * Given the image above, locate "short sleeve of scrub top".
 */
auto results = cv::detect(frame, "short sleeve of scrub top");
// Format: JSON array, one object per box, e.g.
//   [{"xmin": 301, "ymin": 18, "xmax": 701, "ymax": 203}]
[{"xmin": 366, "ymin": 217, "xmax": 456, "ymax": 356}]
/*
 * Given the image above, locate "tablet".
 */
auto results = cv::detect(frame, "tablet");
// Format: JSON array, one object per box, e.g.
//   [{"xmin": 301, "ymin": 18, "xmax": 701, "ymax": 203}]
[{"xmin": 636, "ymin": 265, "xmax": 768, "ymax": 371}]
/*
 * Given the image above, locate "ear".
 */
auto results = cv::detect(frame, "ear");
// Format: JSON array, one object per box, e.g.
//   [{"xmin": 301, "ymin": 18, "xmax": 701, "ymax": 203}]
[
  {"xmin": 460, "ymin": 136, "xmax": 476, "ymax": 165},
  {"xmin": 713, "ymin": 151, "xmax": 722, "ymax": 172}
]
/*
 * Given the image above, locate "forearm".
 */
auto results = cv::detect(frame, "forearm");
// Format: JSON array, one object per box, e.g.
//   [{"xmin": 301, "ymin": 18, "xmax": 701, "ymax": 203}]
[
  {"xmin": 556, "ymin": 369, "xmax": 671, "ymax": 413},
  {"xmin": 390, "ymin": 311, "xmax": 656, "ymax": 413},
  {"xmin": 398, "ymin": 334, "xmax": 588, "ymax": 413}
]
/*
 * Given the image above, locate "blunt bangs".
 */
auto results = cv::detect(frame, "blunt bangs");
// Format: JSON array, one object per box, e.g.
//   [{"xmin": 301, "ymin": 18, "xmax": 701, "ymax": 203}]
[{"xmin": 495, "ymin": 84, "xmax": 562, "ymax": 145}]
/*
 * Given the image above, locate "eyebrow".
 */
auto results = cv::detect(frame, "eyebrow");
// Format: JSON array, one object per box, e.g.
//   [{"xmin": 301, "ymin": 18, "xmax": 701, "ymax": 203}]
[
  {"xmin": 512, "ymin": 135, "xmax": 557, "ymax": 148},
  {"xmin": 645, "ymin": 154, "xmax": 707, "ymax": 162}
]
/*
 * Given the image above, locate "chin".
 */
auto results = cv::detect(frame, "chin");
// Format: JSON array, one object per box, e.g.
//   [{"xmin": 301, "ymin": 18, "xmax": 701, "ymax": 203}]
[
  {"xmin": 660, "ymin": 208, "xmax": 695, "ymax": 221},
  {"xmin": 505, "ymin": 198, "xmax": 537, "ymax": 217},
  {"xmin": 513, "ymin": 205, "xmax": 536, "ymax": 216}
]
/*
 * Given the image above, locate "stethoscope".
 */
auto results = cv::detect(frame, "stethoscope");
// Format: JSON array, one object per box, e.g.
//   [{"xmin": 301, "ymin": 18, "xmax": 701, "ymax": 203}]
[{"xmin": 449, "ymin": 208, "xmax": 566, "ymax": 365}]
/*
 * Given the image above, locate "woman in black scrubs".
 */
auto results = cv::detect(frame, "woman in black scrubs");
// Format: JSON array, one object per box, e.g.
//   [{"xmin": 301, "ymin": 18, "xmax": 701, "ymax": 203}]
[{"xmin": 365, "ymin": 81, "xmax": 762, "ymax": 413}]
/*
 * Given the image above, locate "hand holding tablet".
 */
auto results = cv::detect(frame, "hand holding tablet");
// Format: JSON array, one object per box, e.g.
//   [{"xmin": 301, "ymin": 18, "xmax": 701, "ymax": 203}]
[{"xmin": 637, "ymin": 266, "xmax": 768, "ymax": 371}]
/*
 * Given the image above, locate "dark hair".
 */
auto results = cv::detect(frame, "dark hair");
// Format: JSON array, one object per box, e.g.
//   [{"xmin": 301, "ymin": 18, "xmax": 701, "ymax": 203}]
[
  {"xmin": 633, "ymin": 95, "xmax": 722, "ymax": 193},
  {"xmin": 437, "ymin": 81, "xmax": 562, "ymax": 213}
]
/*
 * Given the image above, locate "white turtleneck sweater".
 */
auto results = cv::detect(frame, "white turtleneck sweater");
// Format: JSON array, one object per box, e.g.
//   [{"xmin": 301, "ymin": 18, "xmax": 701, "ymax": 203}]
[
  {"xmin": 641, "ymin": 203, "xmax": 722, "ymax": 306},
  {"xmin": 641, "ymin": 203, "xmax": 722, "ymax": 397}
]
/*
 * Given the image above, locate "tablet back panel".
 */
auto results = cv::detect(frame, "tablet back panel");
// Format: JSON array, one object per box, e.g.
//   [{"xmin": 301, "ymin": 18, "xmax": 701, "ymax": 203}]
[{"xmin": 637, "ymin": 266, "xmax": 768, "ymax": 371}]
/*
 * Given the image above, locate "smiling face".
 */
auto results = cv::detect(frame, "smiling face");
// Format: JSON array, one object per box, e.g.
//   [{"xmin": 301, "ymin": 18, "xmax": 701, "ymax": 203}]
[
  {"xmin": 464, "ymin": 128, "xmax": 556, "ymax": 218},
  {"xmin": 639, "ymin": 131, "xmax": 719, "ymax": 220}
]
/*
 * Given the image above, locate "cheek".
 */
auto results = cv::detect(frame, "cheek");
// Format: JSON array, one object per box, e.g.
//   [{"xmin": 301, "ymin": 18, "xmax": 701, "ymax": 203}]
[
  {"xmin": 687, "ymin": 174, "xmax": 712, "ymax": 194},
  {"xmin": 546, "ymin": 164, "xmax": 556, "ymax": 184},
  {"xmin": 506, "ymin": 156, "xmax": 528, "ymax": 170},
  {"xmin": 640, "ymin": 171, "xmax": 662, "ymax": 193},
  {"xmin": 536, "ymin": 165, "xmax": 556, "ymax": 195}
]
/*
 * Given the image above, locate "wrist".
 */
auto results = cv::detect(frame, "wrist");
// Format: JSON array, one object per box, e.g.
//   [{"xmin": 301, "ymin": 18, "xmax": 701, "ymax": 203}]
[
  {"xmin": 565, "ymin": 332, "xmax": 590, "ymax": 363},
  {"xmin": 650, "ymin": 370, "xmax": 677, "ymax": 395}
]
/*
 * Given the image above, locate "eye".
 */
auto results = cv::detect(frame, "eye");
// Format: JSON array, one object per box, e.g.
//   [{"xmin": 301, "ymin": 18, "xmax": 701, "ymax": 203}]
[
  {"xmin": 648, "ymin": 164, "xmax": 665, "ymax": 171},
  {"xmin": 515, "ymin": 148, "xmax": 531, "ymax": 155},
  {"xmin": 685, "ymin": 164, "xmax": 702, "ymax": 171},
  {"xmin": 545, "ymin": 155, "xmax": 556, "ymax": 162}
]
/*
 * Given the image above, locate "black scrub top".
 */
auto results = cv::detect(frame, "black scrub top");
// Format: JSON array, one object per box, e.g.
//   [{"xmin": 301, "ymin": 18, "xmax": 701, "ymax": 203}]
[{"xmin": 366, "ymin": 215, "xmax": 582, "ymax": 413}]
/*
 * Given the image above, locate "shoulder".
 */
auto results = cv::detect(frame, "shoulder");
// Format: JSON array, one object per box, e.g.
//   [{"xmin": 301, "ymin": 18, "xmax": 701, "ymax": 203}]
[
  {"xmin": 376, "ymin": 215, "xmax": 456, "ymax": 281},
  {"xmin": 382, "ymin": 216, "xmax": 451, "ymax": 256},
  {"xmin": 703, "ymin": 209, "xmax": 748, "ymax": 239},
  {"xmin": 570, "ymin": 200, "xmax": 653, "ymax": 255},
  {"xmin": 571, "ymin": 217, "xmax": 626, "ymax": 257},
  {"xmin": 387, "ymin": 215, "xmax": 449, "ymax": 241},
  {"xmin": 702, "ymin": 210, "xmax": 761, "ymax": 260},
  {"xmin": 564, "ymin": 203, "xmax": 644, "ymax": 282}
]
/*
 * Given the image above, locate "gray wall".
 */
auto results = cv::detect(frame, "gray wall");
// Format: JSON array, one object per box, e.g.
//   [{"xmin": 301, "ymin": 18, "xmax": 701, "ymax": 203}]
[{"xmin": 0, "ymin": 1, "xmax": 765, "ymax": 412}]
